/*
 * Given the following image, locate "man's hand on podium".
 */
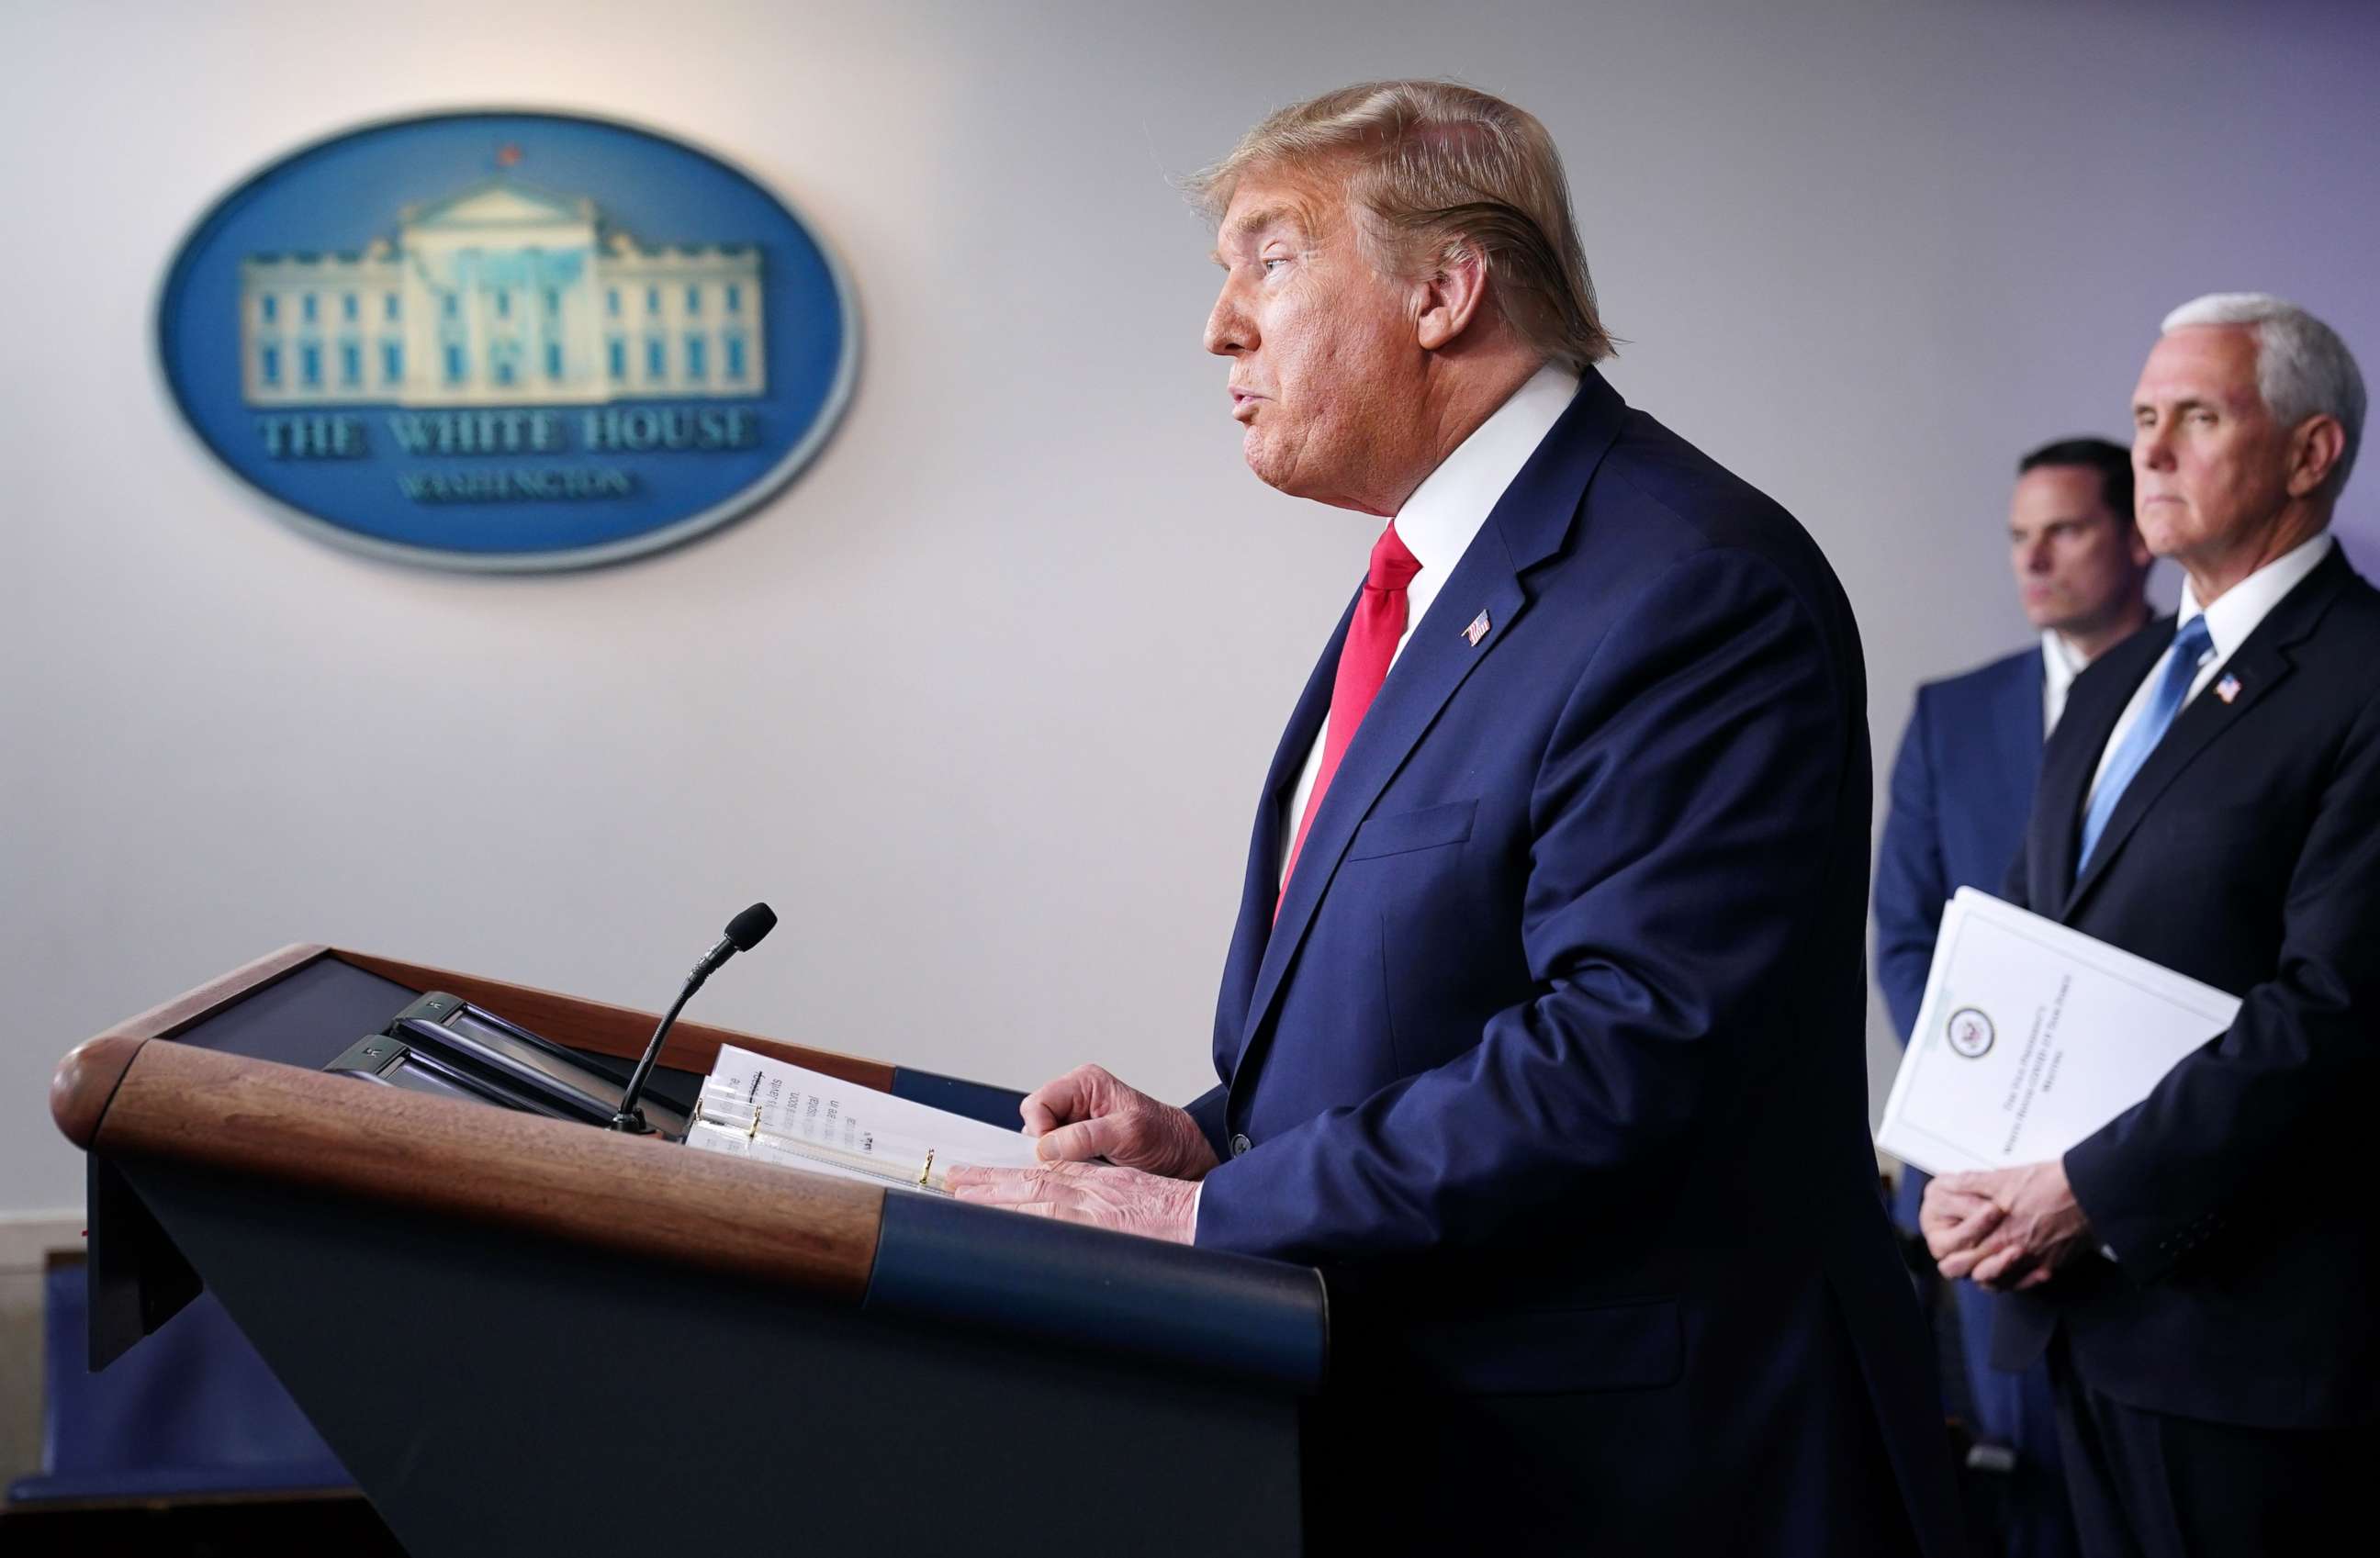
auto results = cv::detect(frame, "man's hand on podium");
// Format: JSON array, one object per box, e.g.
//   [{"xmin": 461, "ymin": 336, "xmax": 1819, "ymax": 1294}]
[
  {"xmin": 940, "ymin": 1065, "xmax": 1220, "ymax": 1242},
  {"xmin": 1016, "ymin": 1063, "xmax": 1221, "ymax": 1180},
  {"xmin": 945, "ymin": 1159, "xmax": 1199, "ymax": 1243}
]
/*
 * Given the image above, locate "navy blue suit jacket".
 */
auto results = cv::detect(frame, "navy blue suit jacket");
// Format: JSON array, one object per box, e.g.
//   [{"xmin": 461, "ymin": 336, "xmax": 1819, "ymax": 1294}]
[
  {"xmin": 1875, "ymin": 645, "xmax": 2044, "ymax": 1227},
  {"xmin": 1184, "ymin": 372, "xmax": 1963, "ymax": 1552},
  {"xmin": 1993, "ymin": 544, "xmax": 2380, "ymax": 1430}
]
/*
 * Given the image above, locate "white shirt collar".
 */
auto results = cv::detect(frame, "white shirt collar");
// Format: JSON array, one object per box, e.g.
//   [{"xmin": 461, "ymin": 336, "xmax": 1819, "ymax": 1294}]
[
  {"xmin": 2041, "ymin": 631, "xmax": 2086, "ymax": 698},
  {"xmin": 1393, "ymin": 363, "xmax": 1582, "ymax": 584},
  {"xmin": 2039, "ymin": 631, "xmax": 2089, "ymax": 736},
  {"xmin": 2178, "ymin": 531, "xmax": 2334, "ymax": 663}
]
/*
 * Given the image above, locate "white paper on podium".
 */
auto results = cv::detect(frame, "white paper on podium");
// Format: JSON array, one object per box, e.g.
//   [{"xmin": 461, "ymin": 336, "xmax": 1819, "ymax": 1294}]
[
  {"xmin": 684, "ymin": 1044, "xmax": 1042, "ymax": 1194},
  {"xmin": 1874, "ymin": 889, "xmax": 2242, "ymax": 1178}
]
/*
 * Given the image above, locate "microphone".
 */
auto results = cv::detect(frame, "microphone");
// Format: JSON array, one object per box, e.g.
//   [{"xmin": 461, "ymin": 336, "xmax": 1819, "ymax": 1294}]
[{"xmin": 609, "ymin": 902, "xmax": 776, "ymax": 1134}]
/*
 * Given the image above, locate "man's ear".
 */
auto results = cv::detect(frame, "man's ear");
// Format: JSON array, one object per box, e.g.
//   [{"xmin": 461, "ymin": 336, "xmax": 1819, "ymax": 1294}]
[
  {"xmin": 2285, "ymin": 414, "xmax": 2347, "ymax": 499},
  {"xmin": 1414, "ymin": 243, "xmax": 1490, "ymax": 352}
]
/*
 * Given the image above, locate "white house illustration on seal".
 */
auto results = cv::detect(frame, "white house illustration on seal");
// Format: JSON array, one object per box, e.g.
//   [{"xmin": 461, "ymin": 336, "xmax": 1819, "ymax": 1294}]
[{"xmin": 239, "ymin": 178, "xmax": 765, "ymax": 407}]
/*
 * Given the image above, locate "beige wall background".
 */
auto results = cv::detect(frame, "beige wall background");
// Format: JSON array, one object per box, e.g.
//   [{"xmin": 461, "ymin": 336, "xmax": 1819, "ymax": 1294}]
[{"xmin": 6, "ymin": 0, "xmax": 2378, "ymax": 1242}]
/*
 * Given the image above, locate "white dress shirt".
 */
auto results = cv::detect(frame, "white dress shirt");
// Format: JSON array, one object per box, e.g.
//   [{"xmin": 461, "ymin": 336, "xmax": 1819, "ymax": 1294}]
[
  {"xmin": 2084, "ymin": 532, "xmax": 2336, "ymax": 803},
  {"xmin": 1277, "ymin": 364, "xmax": 1582, "ymax": 884},
  {"xmin": 2041, "ymin": 631, "xmax": 2087, "ymax": 737}
]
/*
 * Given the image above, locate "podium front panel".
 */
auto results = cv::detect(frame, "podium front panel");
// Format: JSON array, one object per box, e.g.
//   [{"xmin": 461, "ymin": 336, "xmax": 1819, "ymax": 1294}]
[{"xmin": 121, "ymin": 1158, "xmax": 1307, "ymax": 1556}]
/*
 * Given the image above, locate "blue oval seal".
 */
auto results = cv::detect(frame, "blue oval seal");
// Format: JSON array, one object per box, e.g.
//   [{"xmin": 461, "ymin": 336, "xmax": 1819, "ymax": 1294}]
[{"xmin": 157, "ymin": 110, "xmax": 857, "ymax": 570}]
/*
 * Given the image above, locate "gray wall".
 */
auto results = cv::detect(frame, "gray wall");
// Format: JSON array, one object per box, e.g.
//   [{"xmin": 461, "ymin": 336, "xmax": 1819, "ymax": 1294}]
[{"xmin": 6, "ymin": 0, "xmax": 2377, "ymax": 1216}]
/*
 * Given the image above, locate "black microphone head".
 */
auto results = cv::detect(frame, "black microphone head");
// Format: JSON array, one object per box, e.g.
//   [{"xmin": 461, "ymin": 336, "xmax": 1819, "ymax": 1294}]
[{"xmin": 724, "ymin": 902, "xmax": 777, "ymax": 952}]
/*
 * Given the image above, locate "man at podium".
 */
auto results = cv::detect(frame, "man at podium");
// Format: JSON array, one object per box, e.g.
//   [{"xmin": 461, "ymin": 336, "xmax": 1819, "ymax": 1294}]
[{"xmin": 948, "ymin": 80, "xmax": 1961, "ymax": 1553}]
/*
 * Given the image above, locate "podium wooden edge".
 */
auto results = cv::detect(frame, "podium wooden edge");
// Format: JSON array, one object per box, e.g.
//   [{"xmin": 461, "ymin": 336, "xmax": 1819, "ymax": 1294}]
[
  {"xmin": 68, "ymin": 938, "xmax": 904, "ymax": 1092},
  {"xmin": 50, "ymin": 1035, "xmax": 140, "ymax": 1149},
  {"xmin": 58, "ymin": 1037, "xmax": 884, "ymax": 1301},
  {"xmin": 331, "ymin": 948, "xmax": 896, "ymax": 1089},
  {"xmin": 46, "ymin": 944, "xmax": 906, "ymax": 1305},
  {"xmin": 50, "ymin": 948, "xmax": 1333, "ymax": 1395},
  {"xmin": 95, "ymin": 943, "xmax": 331, "ymax": 1044}
]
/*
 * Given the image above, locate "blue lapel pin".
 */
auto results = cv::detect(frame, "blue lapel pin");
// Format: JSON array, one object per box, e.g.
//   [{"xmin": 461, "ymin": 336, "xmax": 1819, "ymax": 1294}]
[{"xmin": 2215, "ymin": 673, "xmax": 2241, "ymax": 705}]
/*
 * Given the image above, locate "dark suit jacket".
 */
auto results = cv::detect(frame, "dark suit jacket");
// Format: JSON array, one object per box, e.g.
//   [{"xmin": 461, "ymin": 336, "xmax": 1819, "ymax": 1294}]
[
  {"xmin": 1184, "ymin": 371, "xmax": 1963, "ymax": 1553},
  {"xmin": 1875, "ymin": 646, "xmax": 2045, "ymax": 1231},
  {"xmin": 1878, "ymin": 646, "xmax": 2046, "ymax": 1043},
  {"xmin": 1993, "ymin": 544, "xmax": 2380, "ymax": 1430}
]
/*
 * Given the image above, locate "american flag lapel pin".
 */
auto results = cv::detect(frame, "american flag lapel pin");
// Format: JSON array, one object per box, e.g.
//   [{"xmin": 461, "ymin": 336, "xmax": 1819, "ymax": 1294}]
[
  {"xmin": 1463, "ymin": 610, "xmax": 1490, "ymax": 646},
  {"xmin": 2215, "ymin": 673, "xmax": 2242, "ymax": 704}
]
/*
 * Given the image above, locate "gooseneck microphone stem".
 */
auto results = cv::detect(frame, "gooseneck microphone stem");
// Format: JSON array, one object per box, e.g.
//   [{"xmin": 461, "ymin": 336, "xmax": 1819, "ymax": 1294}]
[
  {"xmin": 609, "ymin": 902, "xmax": 777, "ymax": 1134},
  {"xmin": 608, "ymin": 983, "xmax": 697, "ymax": 1134}
]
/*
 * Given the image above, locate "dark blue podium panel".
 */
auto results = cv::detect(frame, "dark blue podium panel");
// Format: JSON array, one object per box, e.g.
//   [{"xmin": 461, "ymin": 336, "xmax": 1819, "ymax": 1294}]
[
  {"xmin": 172, "ymin": 958, "xmax": 419, "ymax": 1068},
  {"xmin": 120, "ymin": 1159, "xmax": 1309, "ymax": 1557},
  {"xmin": 8, "ymin": 1266, "xmax": 349, "ymax": 1506},
  {"xmin": 887, "ymin": 1066, "xmax": 1030, "ymax": 1131}
]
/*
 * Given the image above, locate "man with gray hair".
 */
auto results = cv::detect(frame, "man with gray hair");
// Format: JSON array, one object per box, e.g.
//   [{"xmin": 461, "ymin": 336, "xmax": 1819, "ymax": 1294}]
[
  {"xmin": 948, "ymin": 81, "xmax": 1961, "ymax": 1552},
  {"xmin": 1924, "ymin": 294, "xmax": 2380, "ymax": 1555},
  {"xmin": 1877, "ymin": 433, "xmax": 2152, "ymax": 1558}
]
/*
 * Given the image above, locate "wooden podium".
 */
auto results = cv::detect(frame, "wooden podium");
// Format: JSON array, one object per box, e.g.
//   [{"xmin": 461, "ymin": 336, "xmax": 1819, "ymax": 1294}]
[{"xmin": 48, "ymin": 947, "xmax": 1328, "ymax": 1556}]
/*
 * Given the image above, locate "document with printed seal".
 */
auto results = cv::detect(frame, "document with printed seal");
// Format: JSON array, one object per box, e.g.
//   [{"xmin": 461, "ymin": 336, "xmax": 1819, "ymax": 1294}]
[{"xmin": 1875, "ymin": 888, "xmax": 2242, "ymax": 1177}]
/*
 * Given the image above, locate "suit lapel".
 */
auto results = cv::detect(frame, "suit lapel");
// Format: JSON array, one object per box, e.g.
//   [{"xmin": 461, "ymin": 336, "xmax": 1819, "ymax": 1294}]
[
  {"xmin": 1994, "ymin": 647, "xmax": 2047, "ymax": 815},
  {"xmin": 1237, "ymin": 560, "xmax": 1528, "ymax": 1053},
  {"xmin": 1227, "ymin": 371, "xmax": 1628, "ymax": 1086},
  {"xmin": 2061, "ymin": 550, "xmax": 2351, "ymax": 916},
  {"xmin": 1214, "ymin": 590, "xmax": 1355, "ymax": 1064},
  {"xmin": 2036, "ymin": 630, "xmax": 2159, "ymax": 907},
  {"xmin": 2063, "ymin": 644, "xmax": 2290, "ymax": 913}
]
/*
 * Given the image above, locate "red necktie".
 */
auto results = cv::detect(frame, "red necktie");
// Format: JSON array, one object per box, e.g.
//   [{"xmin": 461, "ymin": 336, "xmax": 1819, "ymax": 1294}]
[{"xmin": 1278, "ymin": 521, "xmax": 1422, "ymax": 911}]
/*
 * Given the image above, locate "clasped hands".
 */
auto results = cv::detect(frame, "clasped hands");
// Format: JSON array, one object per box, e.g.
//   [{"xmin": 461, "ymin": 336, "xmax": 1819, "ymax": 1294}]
[
  {"xmin": 942, "ymin": 1064, "xmax": 1218, "ymax": 1244},
  {"xmin": 1920, "ymin": 1159, "xmax": 2094, "ymax": 1291}
]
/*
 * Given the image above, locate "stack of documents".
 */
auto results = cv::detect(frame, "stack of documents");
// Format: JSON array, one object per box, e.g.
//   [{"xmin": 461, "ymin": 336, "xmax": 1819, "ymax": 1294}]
[{"xmin": 1875, "ymin": 890, "xmax": 2240, "ymax": 1176}]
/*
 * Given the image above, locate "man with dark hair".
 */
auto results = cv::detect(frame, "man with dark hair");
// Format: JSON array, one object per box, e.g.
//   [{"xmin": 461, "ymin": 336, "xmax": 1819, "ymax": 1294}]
[
  {"xmin": 2021, "ymin": 440, "xmax": 2134, "ymax": 497},
  {"xmin": 1876, "ymin": 436, "xmax": 2151, "ymax": 1557}
]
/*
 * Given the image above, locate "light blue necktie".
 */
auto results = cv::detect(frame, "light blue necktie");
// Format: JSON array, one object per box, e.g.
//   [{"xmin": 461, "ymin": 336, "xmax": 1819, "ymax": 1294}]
[{"xmin": 2075, "ymin": 615, "xmax": 2214, "ymax": 880}]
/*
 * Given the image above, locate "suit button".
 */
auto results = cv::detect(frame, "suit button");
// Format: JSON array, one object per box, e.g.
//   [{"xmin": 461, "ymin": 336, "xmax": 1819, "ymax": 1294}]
[{"xmin": 1230, "ymin": 1133, "xmax": 1252, "ymax": 1158}]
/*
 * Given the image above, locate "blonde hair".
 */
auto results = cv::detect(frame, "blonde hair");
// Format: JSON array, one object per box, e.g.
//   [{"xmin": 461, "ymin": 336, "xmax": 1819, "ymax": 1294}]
[{"xmin": 1188, "ymin": 80, "xmax": 1614, "ymax": 370}]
